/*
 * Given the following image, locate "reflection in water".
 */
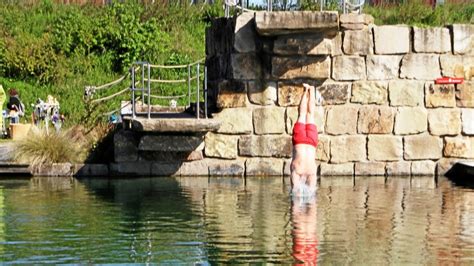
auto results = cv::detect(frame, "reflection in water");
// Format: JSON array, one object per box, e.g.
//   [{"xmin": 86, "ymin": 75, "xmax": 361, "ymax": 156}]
[{"xmin": 0, "ymin": 176, "xmax": 472, "ymax": 264}]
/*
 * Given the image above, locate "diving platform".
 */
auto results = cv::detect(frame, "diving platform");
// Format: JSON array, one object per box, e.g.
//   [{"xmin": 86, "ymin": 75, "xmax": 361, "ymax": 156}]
[
  {"xmin": 0, "ymin": 162, "xmax": 31, "ymax": 175},
  {"xmin": 123, "ymin": 115, "xmax": 221, "ymax": 133}
]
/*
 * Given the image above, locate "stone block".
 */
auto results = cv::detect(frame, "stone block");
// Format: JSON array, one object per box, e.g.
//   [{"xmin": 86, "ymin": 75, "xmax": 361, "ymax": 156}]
[
  {"xmin": 351, "ymin": 81, "xmax": 388, "ymax": 104},
  {"xmin": 255, "ymin": 11, "xmax": 339, "ymax": 36},
  {"xmin": 74, "ymin": 164, "xmax": 109, "ymax": 177},
  {"xmin": 206, "ymin": 54, "xmax": 232, "ymax": 80},
  {"xmin": 110, "ymin": 162, "xmax": 151, "ymax": 176},
  {"xmin": 283, "ymin": 159, "xmax": 292, "ymax": 176},
  {"xmin": 35, "ymin": 163, "xmax": 74, "ymax": 177},
  {"xmin": 436, "ymin": 158, "xmax": 461, "ymax": 176},
  {"xmin": 320, "ymin": 163, "xmax": 354, "ymax": 176},
  {"xmin": 204, "ymin": 133, "xmax": 238, "ymax": 159},
  {"xmin": 452, "ymin": 24, "xmax": 474, "ymax": 55},
  {"xmin": 232, "ymin": 53, "xmax": 262, "ymax": 79},
  {"xmin": 138, "ymin": 151, "xmax": 203, "ymax": 162},
  {"xmin": 208, "ymin": 160, "xmax": 245, "ymax": 177},
  {"xmin": 326, "ymin": 105, "xmax": 358, "ymax": 135},
  {"xmin": 151, "ymin": 162, "xmax": 181, "ymax": 176},
  {"xmin": 277, "ymin": 83, "xmax": 305, "ymax": 107},
  {"xmin": 425, "ymin": 83, "xmax": 456, "ymax": 108},
  {"xmin": 217, "ymin": 80, "xmax": 248, "ymax": 108},
  {"xmin": 248, "ymin": 80, "xmax": 277, "ymax": 106},
  {"xmin": 404, "ymin": 134, "xmax": 443, "ymax": 160},
  {"xmin": 462, "ymin": 109, "xmax": 474, "ymax": 135},
  {"xmin": 456, "ymin": 81, "xmax": 474, "ymax": 107},
  {"xmin": 341, "ymin": 24, "xmax": 367, "ymax": 30},
  {"xmin": 316, "ymin": 135, "xmax": 331, "ymax": 162},
  {"xmin": 358, "ymin": 106, "xmax": 394, "ymax": 134},
  {"xmin": 367, "ymin": 55, "xmax": 402, "ymax": 80},
  {"xmin": 114, "ymin": 130, "xmax": 139, "ymax": 162},
  {"xmin": 179, "ymin": 160, "xmax": 209, "ymax": 176},
  {"xmin": 373, "ymin": 25, "xmax": 410, "ymax": 54},
  {"xmin": 213, "ymin": 107, "xmax": 253, "ymax": 134},
  {"xmin": 440, "ymin": 55, "xmax": 474, "ymax": 78},
  {"xmin": 394, "ymin": 107, "xmax": 427, "ymax": 135},
  {"xmin": 317, "ymin": 82, "xmax": 350, "ymax": 105},
  {"xmin": 286, "ymin": 107, "xmax": 325, "ymax": 135},
  {"xmin": 355, "ymin": 162, "xmax": 386, "ymax": 176},
  {"xmin": 245, "ymin": 158, "xmax": 284, "ymax": 176},
  {"xmin": 368, "ymin": 135, "xmax": 403, "ymax": 161},
  {"xmin": 411, "ymin": 160, "xmax": 436, "ymax": 176},
  {"xmin": 343, "ymin": 29, "xmax": 373, "ymax": 55},
  {"xmin": 340, "ymin": 13, "xmax": 374, "ymax": 24},
  {"xmin": 239, "ymin": 135, "xmax": 292, "ymax": 158},
  {"xmin": 139, "ymin": 135, "xmax": 204, "ymax": 152},
  {"xmin": 428, "ymin": 108, "xmax": 461, "ymax": 136},
  {"xmin": 253, "ymin": 107, "xmax": 286, "ymax": 134},
  {"xmin": 400, "ymin": 54, "xmax": 441, "ymax": 80},
  {"xmin": 332, "ymin": 56, "xmax": 366, "ymax": 81},
  {"xmin": 413, "ymin": 27, "xmax": 451, "ymax": 53},
  {"xmin": 386, "ymin": 161, "xmax": 411, "ymax": 176},
  {"xmin": 388, "ymin": 80, "xmax": 424, "ymax": 107},
  {"xmin": 273, "ymin": 32, "xmax": 342, "ymax": 56},
  {"xmin": 234, "ymin": 12, "xmax": 257, "ymax": 53},
  {"xmin": 330, "ymin": 135, "xmax": 366, "ymax": 163},
  {"xmin": 444, "ymin": 137, "xmax": 474, "ymax": 158},
  {"xmin": 272, "ymin": 56, "xmax": 331, "ymax": 79}
]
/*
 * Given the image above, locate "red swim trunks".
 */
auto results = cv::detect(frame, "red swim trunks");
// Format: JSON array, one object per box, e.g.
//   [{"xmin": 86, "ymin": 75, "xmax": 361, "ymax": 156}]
[{"xmin": 292, "ymin": 122, "xmax": 318, "ymax": 147}]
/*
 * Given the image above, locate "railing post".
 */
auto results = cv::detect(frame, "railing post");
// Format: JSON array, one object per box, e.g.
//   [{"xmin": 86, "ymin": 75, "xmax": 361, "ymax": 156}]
[
  {"xmin": 147, "ymin": 62, "xmax": 151, "ymax": 119},
  {"xmin": 196, "ymin": 63, "xmax": 200, "ymax": 120},
  {"xmin": 187, "ymin": 65, "xmax": 191, "ymax": 108},
  {"xmin": 204, "ymin": 66, "xmax": 208, "ymax": 119},
  {"xmin": 141, "ymin": 63, "xmax": 145, "ymax": 107},
  {"xmin": 131, "ymin": 66, "xmax": 136, "ymax": 119}
]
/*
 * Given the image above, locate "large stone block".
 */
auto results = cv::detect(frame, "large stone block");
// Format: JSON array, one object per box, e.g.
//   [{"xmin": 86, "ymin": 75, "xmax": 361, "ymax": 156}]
[
  {"xmin": 326, "ymin": 105, "xmax": 358, "ymax": 135},
  {"xmin": 138, "ymin": 150, "xmax": 203, "ymax": 162},
  {"xmin": 394, "ymin": 107, "xmax": 427, "ymax": 135},
  {"xmin": 248, "ymin": 80, "xmax": 277, "ymax": 106},
  {"xmin": 332, "ymin": 56, "xmax": 366, "ymax": 81},
  {"xmin": 351, "ymin": 81, "xmax": 388, "ymax": 104},
  {"xmin": 386, "ymin": 161, "xmax": 411, "ymax": 176},
  {"xmin": 456, "ymin": 81, "xmax": 474, "ymax": 107},
  {"xmin": 436, "ymin": 158, "xmax": 462, "ymax": 176},
  {"xmin": 330, "ymin": 135, "xmax": 366, "ymax": 163},
  {"xmin": 74, "ymin": 164, "xmax": 109, "ymax": 177},
  {"xmin": 440, "ymin": 55, "xmax": 474, "ymax": 78},
  {"xmin": 373, "ymin": 25, "xmax": 410, "ymax": 54},
  {"xmin": 400, "ymin": 54, "xmax": 441, "ymax": 80},
  {"xmin": 255, "ymin": 11, "xmax": 339, "ymax": 36},
  {"xmin": 204, "ymin": 133, "xmax": 238, "ymax": 159},
  {"xmin": 368, "ymin": 135, "xmax": 403, "ymax": 161},
  {"xmin": 151, "ymin": 162, "xmax": 181, "ymax": 176},
  {"xmin": 452, "ymin": 24, "xmax": 474, "ymax": 55},
  {"xmin": 231, "ymin": 53, "xmax": 262, "ymax": 79},
  {"xmin": 388, "ymin": 80, "xmax": 424, "ymax": 107},
  {"xmin": 340, "ymin": 13, "xmax": 374, "ymax": 24},
  {"xmin": 273, "ymin": 32, "xmax": 342, "ymax": 56},
  {"xmin": 316, "ymin": 135, "xmax": 331, "ymax": 162},
  {"xmin": 271, "ymin": 56, "xmax": 331, "ymax": 79},
  {"xmin": 213, "ymin": 107, "xmax": 253, "ymax": 134},
  {"xmin": 428, "ymin": 108, "xmax": 461, "ymax": 136},
  {"xmin": 355, "ymin": 162, "xmax": 386, "ymax": 176},
  {"xmin": 34, "ymin": 163, "xmax": 74, "ymax": 177},
  {"xmin": 234, "ymin": 12, "xmax": 257, "ymax": 53},
  {"xmin": 320, "ymin": 163, "xmax": 354, "ymax": 176},
  {"xmin": 253, "ymin": 107, "xmax": 286, "ymax": 134},
  {"xmin": 277, "ymin": 83, "xmax": 304, "ymax": 107},
  {"xmin": 367, "ymin": 55, "xmax": 402, "ymax": 80},
  {"xmin": 444, "ymin": 137, "xmax": 474, "ymax": 158},
  {"xmin": 110, "ymin": 162, "xmax": 152, "ymax": 176},
  {"xmin": 208, "ymin": 160, "xmax": 245, "ymax": 176},
  {"xmin": 358, "ymin": 106, "xmax": 394, "ymax": 134},
  {"xmin": 206, "ymin": 54, "xmax": 232, "ymax": 80},
  {"xmin": 317, "ymin": 82, "xmax": 350, "ymax": 105},
  {"xmin": 413, "ymin": 27, "xmax": 451, "ymax": 53},
  {"xmin": 239, "ymin": 135, "xmax": 292, "ymax": 158},
  {"xmin": 343, "ymin": 29, "xmax": 373, "ymax": 55},
  {"xmin": 139, "ymin": 135, "xmax": 204, "ymax": 152},
  {"xmin": 404, "ymin": 134, "xmax": 443, "ymax": 160},
  {"xmin": 245, "ymin": 158, "xmax": 284, "ymax": 176},
  {"xmin": 425, "ymin": 83, "xmax": 456, "ymax": 108},
  {"xmin": 114, "ymin": 130, "xmax": 139, "ymax": 162},
  {"xmin": 216, "ymin": 79, "xmax": 248, "ymax": 108},
  {"xmin": 180, "ymin": 160, "xmax": 209, "ymax": 176},
  {"xmin": 286, "ymin": 107, "xmax": 325, "ymax": 134},
  {"xmin": 462, "ymin": 109, "xmax": 474, "ymax": 135},
  {"xmin": 411, "ymin": 160, "xmax": 436, "ymax": 176}
]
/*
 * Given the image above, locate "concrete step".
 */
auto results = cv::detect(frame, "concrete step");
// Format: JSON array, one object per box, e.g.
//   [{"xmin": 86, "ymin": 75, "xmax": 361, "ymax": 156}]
[{"xmin": 0, "ymin": 162, "xmax": 31, "ymax": 175}]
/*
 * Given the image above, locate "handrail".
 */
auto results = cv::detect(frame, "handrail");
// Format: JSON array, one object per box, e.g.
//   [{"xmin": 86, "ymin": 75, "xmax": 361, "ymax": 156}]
[
  {"xmin": 91, "ymin": 87, "xmax": 129, "ymax": 104},
  {"xmin": 148, "ymin": 58, "xmax": 204, "ymax": 69}
]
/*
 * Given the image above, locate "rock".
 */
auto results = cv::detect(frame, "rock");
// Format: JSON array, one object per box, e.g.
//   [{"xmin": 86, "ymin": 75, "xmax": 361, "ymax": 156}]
[
  {"xmin": 440, "ymin": 55, "xmax": 474, "ymax": 78},
  {"xmin": 320, "ymin": 163, "xmax": 354, "ymax": 176},
  {"xmin": 114, "ymin": 130, "xmax": 139, "ymax": 162},
  {"xmin": 427, "ymin": 108, "xmax": 461, "ymax": 136},
  {"xmin": 413, "ymin": 27, "xmax": 451, "ymax": 53},
  {"xmin": 217, "ymin": 79, "xmax": 248, "ymax": 108},
  {"xmin": 239, "ymin": 135, "xmax": 292, "ymax": 157},
  {"xmin": 341, "ymin": 23, "xmax": 367, "ymax": 30},
  {"xmin": 232, "ymin": 53, "xmax": 262, "ymax": 79},
  {"xmin": 404, "ymin": 134, "xmax": 443, "ymax": 160},
  {"xmin": 436, "ymin": 158, "xmax": 461, "ymax": 176},
  {"xmin": 213, "ymin": 107, "xmax": 253, "ymax": 134},
  {"xmin": 208, "ymin": 160, "xmax": 245, "ymax": 176},
  {"xmin": 343, "ymin": 29, "xmax": 373, "ymax": 55},
  {"xmin": 180, "ymin": 160, "xmax": 209, "ymax": 176},
  {"xmin": 351, "ymin": 81, "xmax": 388, "ymax": 104},
  {"xmin": 204, "ymin": 133, "xmax": 239, "ymax": 159},
  {"xmin": 74, "ymin": 164, "xmax": 109, "ymax": 177},
  {"xmin": 355, "ymin": 162, "xmax": 386, "ymax": 176},
  {"xmin": 330, "ymin": 135, "xmax": 366, "ymax": 163},
  {"xmin": 277, "ymin": 83, "xmax": 305, "ymax": 107},
  {"xmin": 368, "ymin": 135, "xmax": 403, "ymax": 161},
  {"xmin": 358, "ymin": 106, "xmax": 394, "ymax": 134},
  {"xmin": 326, "ymin": 105, "xmax": 358, "ymax": 135},
  {"xmin": 388, "ymin": 80, "xmax": 425, "ymax": 107},
  {"xmin": 138, "ymin": 151, "xmax": 203, "ymax": 162},
  {"xmin": 411, "ymin": 160, "xmax": 436, "ymax": 176},
  {"xmin": 456, "ymin": 81, "xmax": 474, "ymax": 107},
  {"xmin": 245, "ymin": 158, "xmax": 284, "ymax": 176},
  {"xmin": 151, "ymin": 162, "xmax": 181, "ymax": 176},
  {"xmin": 367, "ymin": 55, "xmax": 402, "ymax": 80},
  {"xmin": 139, "ymin": 135, "xmax": 204, "ymax": 152},
  {"xmin": 271, "ymin": 56, "xmax": 331, "ymax": 79},
  {"xmin": 425, "ymin": 83, "xmax": 456, "ymax": 108},
  {"xmin": 316, "ymin": 82, "xmax": 350, "ymax": 105},
  {"xmin": 339, "ymin": 13, "xmax": 374, "ymax": 24},
  {"xmin": 110, "ymin": 162, "xmax": 152, "ymax": 176},
  {"xmin": 443, "ymin": 137, "xmax": 474, "ymax": 158},
  {"xmin": 35, "ymin": 163, "xmax": 74, "ymax": 177},
  {"xmin": 373, "ymin": 25, "xmax": 410, "ymax": 54},
  {"xmin": 273, "ymin": 32, "xmax": 342, "ymax": 55},
  {"xmin": 452, "ymin": 24, "xmax": 474, "ymax": 55},
  {"xmin": 253, "ymin": 107, "xmax": 286, "ymax": 134},
  {"xmin": 386, "ymin": 161, "xmax": 411, "ymax": 176},
  {"xmin": 234, "ymin": 12, "xmax": 257, "ymax": 53},
  {"xmin": 400, "ymin": 54, "xmax": 441, "ymax": 80},
  {"xmin": 248, "ymin": 80, "xmax": 277, "ymax": 106},
  {"xmin": 462, "ymin": 109, "xmax": 474, "ymax": 135},
  {"xmin": 332, "ymin": 56, "xmax": 366, "ymax": 81},
  {"xmin": 394, "ymin": 107, "xmax": 427, "ymax": 135}
]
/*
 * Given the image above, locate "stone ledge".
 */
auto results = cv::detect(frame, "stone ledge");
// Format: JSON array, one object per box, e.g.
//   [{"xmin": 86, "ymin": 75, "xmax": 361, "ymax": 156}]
[{"xmin": 125, "ymin": 117, "xmax": 221, "ymax": 133}]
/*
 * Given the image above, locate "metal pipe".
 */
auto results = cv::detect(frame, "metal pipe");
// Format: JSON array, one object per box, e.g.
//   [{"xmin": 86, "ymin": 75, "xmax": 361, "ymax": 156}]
[
  {"xmin": 141, "ymin": 63, "xmax": 145, "ymax": 106},
  {"xmin": 204, "ymin": 66, "xmax": 208, "ymax": 119},
  {"xmin": 196, "ymin": 63, "xmax": 200, "ymax": 120},
  {"xmin": 147, "ymin": 63, "xmax": 151, "ymax": 119},
  {"xmin": 187, "ymin": 65, "xmax": 191, "ymax": 108},
  {"xmin": 131, "ymin": 66, "xmax": 136, "ymax": 119}
]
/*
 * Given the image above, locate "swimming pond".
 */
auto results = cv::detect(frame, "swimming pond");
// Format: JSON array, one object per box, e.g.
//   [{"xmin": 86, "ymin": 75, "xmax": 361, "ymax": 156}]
[{"xmin": 0, "ymin": 176, "xmax": 472, "ymax": 264}]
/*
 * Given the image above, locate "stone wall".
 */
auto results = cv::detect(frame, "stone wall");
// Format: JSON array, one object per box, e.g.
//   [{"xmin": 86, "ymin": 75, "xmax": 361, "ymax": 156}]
[{"xmin": 113, "ymin": 11, "xmax": 473, "ymax": 177}]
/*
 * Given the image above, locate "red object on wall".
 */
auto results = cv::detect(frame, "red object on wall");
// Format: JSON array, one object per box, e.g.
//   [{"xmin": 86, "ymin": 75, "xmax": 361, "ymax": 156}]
[{"xmin": 435, "ymin": 77, "xmax": 464, "ymax": 84}]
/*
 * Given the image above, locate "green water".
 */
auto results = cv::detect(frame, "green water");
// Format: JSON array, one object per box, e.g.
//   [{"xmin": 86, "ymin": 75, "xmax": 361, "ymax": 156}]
[{"xmin": 0, "ymin": 176, "xmax": 472, "ymax": 264}]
